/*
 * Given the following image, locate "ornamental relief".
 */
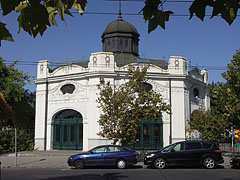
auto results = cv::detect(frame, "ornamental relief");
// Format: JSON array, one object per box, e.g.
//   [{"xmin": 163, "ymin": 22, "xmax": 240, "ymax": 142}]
[
  {"xmin": 49, "ymin": 80, "xmax": 87, "ymax": 101},
  {"xmin": 147, "ymin": 79, "xmax": 168, "ymax": 98}
]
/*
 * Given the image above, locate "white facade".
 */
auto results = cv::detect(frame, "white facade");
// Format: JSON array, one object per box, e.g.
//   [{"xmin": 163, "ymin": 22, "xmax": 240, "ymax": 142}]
[{"xmin": 34, "ymin": 52, "xmax": 210, "ymax": 151}]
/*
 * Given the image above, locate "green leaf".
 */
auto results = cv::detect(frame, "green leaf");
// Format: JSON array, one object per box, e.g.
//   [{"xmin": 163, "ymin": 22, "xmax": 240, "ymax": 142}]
[
  {"xmin": 0, "ymin": 21, "xmax": 14, "ymax": 46},
  {"xmin": 189, "ymin": 0, "xmax": 210, "ymax": 21},
  {"xmin": 47, "ymin": 6, "xmax": 58, "ymax": 26},
  {"xmin": 221, "ymin": 6, "xmax": 238, "ymax": 25},
  {"xmin": 73, "ymin": 0, "xmax": 87, "ymax": 15},
  {"xmin": 0, "ymin": 0, "xmax": 20, "ymax": 16},
  {"xmin": 17, "ymin": 4, "xmax": 50, "ymax": 37}
]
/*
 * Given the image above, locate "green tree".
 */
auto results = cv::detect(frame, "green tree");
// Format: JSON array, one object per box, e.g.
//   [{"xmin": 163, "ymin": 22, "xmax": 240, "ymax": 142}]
[
  {"xmin": 97, "ymin": 66, "xmax": 170, "ymax": 145},
  {"xmin": 0, "ymin": 57, "xmax": 34, "ymax": 129},
  {"xmin": 221, "ymin": 49, "xmax": 240, "ymax": 129},
  {"xmin": 0, "ymin": 0, "xmax": 239, "ymax": 45},
  {"xmin": 190, "ymin": 109, "xmax": 227, "ymax": 142},
  {"xmin": 190, "ymin": 50, "xmax": 240, "ymax": 141}
]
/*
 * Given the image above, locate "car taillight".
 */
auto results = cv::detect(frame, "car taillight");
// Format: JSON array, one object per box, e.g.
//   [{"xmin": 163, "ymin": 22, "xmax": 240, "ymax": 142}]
[{"xmin": 214, "ymin": 149, "xmax": 221, "ymax": 153}]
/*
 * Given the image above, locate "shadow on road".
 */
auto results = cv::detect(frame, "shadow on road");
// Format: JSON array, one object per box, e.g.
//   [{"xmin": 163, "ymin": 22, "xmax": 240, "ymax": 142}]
[
  {"xmin": 17, "ymin": 159, "xmax": 46, "ymax": 166},
  {"xmin": 146, "ymin": 164, "xmax": 225, "ymax": 169},
  {"xmin": 70, "ymin": 165, "xmax": 143, "ymax": 170},
  {"xmin": 38, "ymin": 173, "xmax": 128, "ymax": 180}
]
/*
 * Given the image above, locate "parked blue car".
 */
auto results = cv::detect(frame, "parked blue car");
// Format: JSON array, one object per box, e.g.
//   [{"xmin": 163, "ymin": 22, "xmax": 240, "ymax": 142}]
[{"xmin": 67, "ymin": 145, "xmax": 137, "ymax": 169}]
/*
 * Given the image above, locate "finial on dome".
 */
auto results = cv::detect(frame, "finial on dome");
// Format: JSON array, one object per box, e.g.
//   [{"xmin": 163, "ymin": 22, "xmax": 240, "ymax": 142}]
[{"xmin": 118, "ymin": 0, "xmax": 122, "ymax": 20}]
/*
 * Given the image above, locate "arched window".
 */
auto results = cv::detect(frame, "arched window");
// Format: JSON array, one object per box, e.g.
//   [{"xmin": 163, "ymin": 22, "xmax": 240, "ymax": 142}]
[
  {"xmin": 60, "ymin": 84, "xmax": 75, "ymax": 95},
  {"xmin": 193, "ymin": 88, "xmax": 199, "ymax": 98},
  {"xmin": 54, "ymin": 109, "xmax": 82, "ymax": 119},
  {"xmin": 124, "ymin": 39, "xmax": 128, "ymax": 51},
  {"xmin": 120, "ymin": 39, "xmax": 123, "ymax": 51},
  {"xmin": 112, "ymin": 39, "xmax": 116, "ymax": 51}
]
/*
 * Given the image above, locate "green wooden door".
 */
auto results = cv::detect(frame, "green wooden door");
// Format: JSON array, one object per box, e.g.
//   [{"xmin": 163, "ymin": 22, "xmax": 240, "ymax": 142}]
[
  {"xmin": 125, "ymin": 119, "xmax": 163, "ymax": 150},
  {"xmin": 53, "ymin": 118, "xmax": 83, "ymax": 150}
]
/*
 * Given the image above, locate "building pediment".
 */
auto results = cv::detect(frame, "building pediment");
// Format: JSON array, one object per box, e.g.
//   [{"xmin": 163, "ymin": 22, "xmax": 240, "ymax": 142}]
[{"xmin": 49, "ymin": 80, "xmax": 87, "ymax": 102}]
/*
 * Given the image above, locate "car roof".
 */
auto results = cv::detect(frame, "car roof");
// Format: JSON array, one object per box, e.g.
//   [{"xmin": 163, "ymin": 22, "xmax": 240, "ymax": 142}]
[{"xmin": 176, "ymin": 140, "xmax": 215, "ymax": 144}]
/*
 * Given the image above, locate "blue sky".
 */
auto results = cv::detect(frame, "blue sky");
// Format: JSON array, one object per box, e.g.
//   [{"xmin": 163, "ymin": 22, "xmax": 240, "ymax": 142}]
[{"xmin": 0, "ymin": 0, "xmax": 239, "ymax": 92}]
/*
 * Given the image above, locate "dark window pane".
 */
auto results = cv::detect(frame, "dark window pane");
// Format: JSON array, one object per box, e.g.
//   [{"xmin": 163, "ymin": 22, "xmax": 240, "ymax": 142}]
[
  {"xmin": 143, "ymin": 124, "xmax": 150, "ymax": 143},
  {"xmin": 79, "ymin": 124, "xmax": 83, "ymax": 143},
  {"xmin": 124, "ymin": 39, "xmax": 128, "ymax": 51},
  {"xmin": 70, "ymin": 125, "xmax": 76, "ymax": 142},
  {"xmin": 64, "ymin": 125, "xmax": 68, "ymax": 142},
  {"xmin": 193, "ymin": 88, "xmax": 199, "ymax": 98},
  {"xmin": 107, "ymin": 39, "xmax": 111, "ymax": 51},
  {"xmin": 202, "ymin": 143, "xmax": 212, "ymax": 149},
  {"xmin": 112, "ymin": 39, "xmax": 115, "ymax": 51},
  {"xmin": 185, "ymin": 142, "xmax": 202, "ymax": 150},
  {"xmin": 55, "ymin": 109, "xmax": 82, "ymax": 119},
  {"xmin": 154, "ymin": 124, "xmax": 160, "ymax": 142},
  {"xmin": 55, "ymin": 124, "xmax": 60, "ymax": 142},
  {"xmin": 120, "ymin": 39, "xmax": 123, "ymax": 51},
  {"xmin": 60, "ymin": 84, "xmax": 75, "ymax": 95}
]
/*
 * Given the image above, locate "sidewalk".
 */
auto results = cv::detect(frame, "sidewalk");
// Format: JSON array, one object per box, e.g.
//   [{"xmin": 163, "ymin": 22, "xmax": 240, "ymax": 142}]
[{"xmin": 0, "ymin": 150, "xmax": 232, "ymax": 169}]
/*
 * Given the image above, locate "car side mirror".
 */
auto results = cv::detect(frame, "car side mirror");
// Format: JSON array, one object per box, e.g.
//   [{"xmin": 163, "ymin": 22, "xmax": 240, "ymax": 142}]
[{"xmin": 171, "ymin": 149, "xmax": 175, "ymax": 153}]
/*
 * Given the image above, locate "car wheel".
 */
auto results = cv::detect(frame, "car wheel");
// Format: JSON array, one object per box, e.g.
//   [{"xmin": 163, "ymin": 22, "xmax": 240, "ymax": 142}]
[
  {"xmin": 74, "ymin": 159, "xmax": 84, "ymax": 169},
  {"xmin": 154, "ymin": 158, "xmax": 166, "ymax": 169},
  {"xmin": 116, "ymin": 159, "xmax": 127, "ymax": 169},
  {"xmin": 203, "ymin": 157, "xmax": 216, "ymax": 169}
]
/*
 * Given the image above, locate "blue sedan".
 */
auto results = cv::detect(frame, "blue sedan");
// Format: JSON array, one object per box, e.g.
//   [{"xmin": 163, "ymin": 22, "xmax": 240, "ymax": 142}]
[{"xmin": 67, "ymin": 145, "xmax": 137, "ymax": 169}]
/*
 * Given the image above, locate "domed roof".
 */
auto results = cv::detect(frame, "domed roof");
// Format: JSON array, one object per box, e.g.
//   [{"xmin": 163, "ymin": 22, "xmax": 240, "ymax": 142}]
[{"xmin": 102, "ymin": 18, "xmax": 139, "ymax": 36}]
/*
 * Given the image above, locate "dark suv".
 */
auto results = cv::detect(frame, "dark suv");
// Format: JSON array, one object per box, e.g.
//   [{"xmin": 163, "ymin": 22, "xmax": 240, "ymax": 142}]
[{"xmin": 144, "ymin": 141, "xmax": 224, "ymax": 169}]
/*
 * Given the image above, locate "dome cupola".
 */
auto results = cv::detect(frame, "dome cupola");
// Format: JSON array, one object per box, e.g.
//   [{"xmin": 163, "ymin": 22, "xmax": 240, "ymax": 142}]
[{"xmin": 102, "ymin": 12, "xmax": 140, "ymax": 56}]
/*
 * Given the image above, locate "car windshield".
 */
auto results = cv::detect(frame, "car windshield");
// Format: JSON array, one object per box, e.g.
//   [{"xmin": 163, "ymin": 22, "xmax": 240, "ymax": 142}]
[{"xmin": 161, "ymin": 144, "xmax": 174, "ymax": 152}]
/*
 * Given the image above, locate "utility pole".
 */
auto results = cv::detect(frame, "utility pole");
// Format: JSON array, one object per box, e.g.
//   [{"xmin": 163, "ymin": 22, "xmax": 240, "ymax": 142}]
[{"xmin": 15, "ymin": 128, "xmax": 17, "ymax": 166}]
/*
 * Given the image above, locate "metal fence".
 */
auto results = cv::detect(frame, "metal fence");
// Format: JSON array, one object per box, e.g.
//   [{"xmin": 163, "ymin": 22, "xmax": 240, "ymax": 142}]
[{"xmin": 219, "ymin": 143, "xmax": 240, "ymax": 153}]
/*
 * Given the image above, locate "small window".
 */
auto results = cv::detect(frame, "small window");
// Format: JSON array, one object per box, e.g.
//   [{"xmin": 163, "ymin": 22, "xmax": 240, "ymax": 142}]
[
  {"xmin": 185, "ymin": 142, "xmax": 202, "ymax": 150},
  {"xmin": 112, "ymin": 39, "xmax": 116, "ymax": 51},
  {"xmin": 92, "ymin": 146, "xmax": 106, "ymax": 153},
  {"xmin": 60, "ymin": 84, "xmax": 75, "ymax": 95},
  {"xmin": 193, "ymin": 88, "xmax": 199, "ymax": 98},
  {"xmin": 124, "ymin": 39, "xmax": 128, "ymax": 51},
  {"xmin": 202, "ymin": 143, "xmax": 212, "ymax": 149},
  {"xmin": 107, "ymin": 39, "xmax": 111, "ymax": 51},
  {"xmin": 108, "ymin": 146, "xmax": 120, "ymax": 152},
  {"xmin": 162, "ymin": 144, "xmax": 174, "ymax": 152},
  {"xmin": 120, "ymin": 39, "xmax": 123, "ymax": 51},
  {"xmin": 173, "ymin": 143, "xmax": 182, "ymax": 152}
]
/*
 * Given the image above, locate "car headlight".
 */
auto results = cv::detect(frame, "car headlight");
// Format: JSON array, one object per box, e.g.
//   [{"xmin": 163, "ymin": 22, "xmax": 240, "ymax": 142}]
[{"xmin": 146, "ymin": 153, "xmax": 155, "ymax": 158}]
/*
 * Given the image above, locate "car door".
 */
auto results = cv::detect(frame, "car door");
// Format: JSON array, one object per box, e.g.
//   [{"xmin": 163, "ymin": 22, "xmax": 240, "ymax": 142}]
[
  {"xmin": 104, "ymin": 146, "xmax": 121, "ymax": 165},
  {"xmin": 164, "ymin": 142, "xmax": 185, "ymax": 166},
  {"xmin": 183, "ymin": 142, "xmax": 203, "ymax": 165},
  {"xmin": 85, "ymin": 146, "xmax": 106, "ymax": 166}
]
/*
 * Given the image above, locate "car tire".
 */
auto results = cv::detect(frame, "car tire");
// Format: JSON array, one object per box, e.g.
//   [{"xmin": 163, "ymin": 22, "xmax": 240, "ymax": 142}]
[
  {"xmin": 203, "ymin": 157, "xmax": 216, "ymax": 169},
  {"xmin": 74, "ymin": 159, "xmax": 85, "ymax": 169},
  {"xmin": 116, "ymin": 159, "xmax": 127, "ymax": 169},
  {"xmin": 154, "ymin": 158, "xmax": 166, "ymax": 169}
]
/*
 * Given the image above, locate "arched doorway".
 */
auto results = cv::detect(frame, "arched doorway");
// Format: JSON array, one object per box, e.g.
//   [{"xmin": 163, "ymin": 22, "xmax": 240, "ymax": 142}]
[{"xmin": 53, "ymin": 109, "xmax": 83, "ymax": 150}]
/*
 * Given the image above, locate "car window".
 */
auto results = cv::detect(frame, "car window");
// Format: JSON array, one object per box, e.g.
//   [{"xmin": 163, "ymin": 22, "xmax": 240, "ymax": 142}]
[
  {"xmin": 92, "ymin": 146, "xmax": 106, "ymax": 153},
  {"xmin": 108, "ymin": 146, "xmax": 120, "ymax": 152},
  {"xmin": 202, "ymin": 142, "xmax": 212, "ymax": 149},
  {"xmin": 173, "ymin": 143, "xmax": 182, "ymax": 152},
  {"xmin": 162, "ymin": 144, "xmax": 174, "ymax": 152},
  {"xmin": 185, "ymin": 142, "xmax": 202, "ymax": 150}
]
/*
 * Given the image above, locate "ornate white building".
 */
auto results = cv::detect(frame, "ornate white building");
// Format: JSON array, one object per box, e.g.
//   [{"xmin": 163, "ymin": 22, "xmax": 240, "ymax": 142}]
[{"xmin": 34, "ymin": 14, "xmax": 210, "ymax": 151}]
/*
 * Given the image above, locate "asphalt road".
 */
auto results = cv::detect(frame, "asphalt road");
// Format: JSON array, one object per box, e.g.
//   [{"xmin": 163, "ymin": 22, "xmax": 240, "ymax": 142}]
[{"xmin": 1, "ymin": 166, "xmax": 239, "ymax": 180}]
